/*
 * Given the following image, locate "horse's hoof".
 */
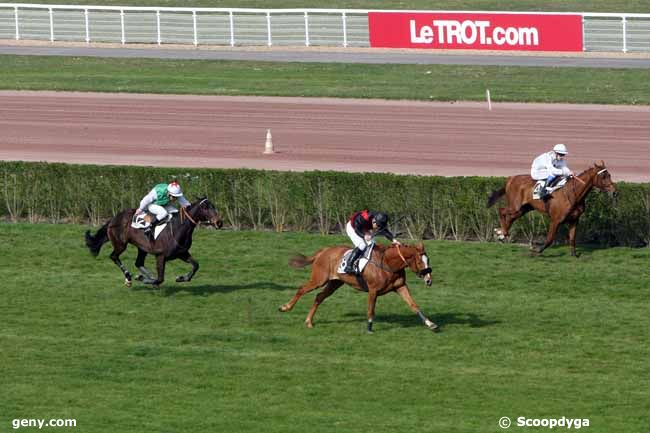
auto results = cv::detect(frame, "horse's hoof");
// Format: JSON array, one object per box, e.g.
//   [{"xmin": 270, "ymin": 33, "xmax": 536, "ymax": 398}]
[
  {"xmin": 279, "ymin": 305, "xmax": 288, "ymax": 313},
  {"xmin": 428, "ymin": 323, "xmax": 439, "ymax": 332},
  {"xmin": 305, "ymin": 321, "xmax": 314, "ymax": 328},
  {"xmin": 124, "ymin": 279, "xmax": 132, "ymax": 288},
  {"xmin": 175, "ymin": 276, "xmax": 186, "ymax": 283},
  {"xmin": 135, "ymin": 275, "xmax": 144, "ymax": 282}
]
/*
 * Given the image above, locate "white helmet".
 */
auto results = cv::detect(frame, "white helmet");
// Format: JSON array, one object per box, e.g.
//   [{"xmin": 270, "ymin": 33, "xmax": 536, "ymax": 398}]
[
  {"xmin": 167, "ymin": 182, "xmax": 183, "ymax": 197},
  {"xmin": 553, "ymin": 143, "xmax": 568, "ymax": 155}
]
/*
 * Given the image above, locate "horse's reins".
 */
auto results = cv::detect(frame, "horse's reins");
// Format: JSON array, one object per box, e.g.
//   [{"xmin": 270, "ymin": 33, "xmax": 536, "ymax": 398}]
[
  {"xmin": 180, "ymin": 206, "xmax": 197, "ymax": 225},
  {"xmin": 366, "ymin": 244, "xmax": 431, "ymax": 277},
  {"xmin": 366, "ymin": 247, "xmax": 404, "ymax": 274}
]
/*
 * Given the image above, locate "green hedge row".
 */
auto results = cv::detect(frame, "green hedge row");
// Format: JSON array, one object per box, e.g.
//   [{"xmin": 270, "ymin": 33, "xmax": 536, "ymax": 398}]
[{"xmin": 2, "ymin": 161, "xmax": 649, "ymax": 247}]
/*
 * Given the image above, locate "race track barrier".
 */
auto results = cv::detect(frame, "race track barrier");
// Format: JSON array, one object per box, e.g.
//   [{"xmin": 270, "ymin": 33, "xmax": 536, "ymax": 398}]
[{"xmin": 1, "ymin": 4, "xmax": 650, "ymax": 52}]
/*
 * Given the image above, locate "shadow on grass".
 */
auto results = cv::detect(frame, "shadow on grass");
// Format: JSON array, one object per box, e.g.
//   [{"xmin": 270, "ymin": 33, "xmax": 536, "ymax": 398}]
[
  {"xmin": 133, "ymin": 282, "xmax": 294, "ymax": 296},
  {"xmin": 338, "ymin": 311, "xmax": 501, "ymax": 330}
]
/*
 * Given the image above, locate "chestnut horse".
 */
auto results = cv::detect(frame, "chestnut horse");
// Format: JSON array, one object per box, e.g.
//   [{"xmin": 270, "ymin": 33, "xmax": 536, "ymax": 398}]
[
  {"xmin": 85, "ymin": 198, "xmax": 222, "ymax": 288},
  {"xmin": 487, "ymin": 161, "xmax": 617, "ymax": 256},
  {"xmin": 280, "ymin": 243, "xmax": 436, "ymax": 333}
]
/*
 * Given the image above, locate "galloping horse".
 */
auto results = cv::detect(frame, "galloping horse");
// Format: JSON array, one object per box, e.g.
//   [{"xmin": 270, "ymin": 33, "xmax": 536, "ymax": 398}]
[
  {"xmin": 280, "ymin": 242, "xmax": 436, "ymax": 333},
  {"xmin": 85, "ymin": 198, "xmax": 223, "ymax": 288},
  {"xmin": 487, "ymin": 161, "xmax": 617, "ymax": 256}
]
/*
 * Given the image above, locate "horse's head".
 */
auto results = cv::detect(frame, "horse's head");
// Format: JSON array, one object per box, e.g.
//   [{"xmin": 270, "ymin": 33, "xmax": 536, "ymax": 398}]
[
  {"xmin": 592, "ymin": 161, "xmax": 618, "ymax": 199},
  {"xmin": 189, "ymin": 197, "xmax": 223, "ymax": 228},
  {"xmin": 396, "ymin": 242, "xmax": 432, "ymax": 287}
]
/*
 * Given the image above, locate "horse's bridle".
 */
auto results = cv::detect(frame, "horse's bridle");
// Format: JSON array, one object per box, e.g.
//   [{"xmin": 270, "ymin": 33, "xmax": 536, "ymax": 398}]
[{"xmin": 181, "ymin": 198, "xmax": 212, "ymax": 226}]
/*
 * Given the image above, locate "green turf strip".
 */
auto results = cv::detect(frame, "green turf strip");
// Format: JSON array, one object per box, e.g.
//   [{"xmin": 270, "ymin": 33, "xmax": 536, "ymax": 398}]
[
  {"xmin": 3, "ymin": 55, "xmax": 650, "ymax": 105},
  {"xmin": 1, "ymin": 223, "xmax": 648, "ymax": 432}
]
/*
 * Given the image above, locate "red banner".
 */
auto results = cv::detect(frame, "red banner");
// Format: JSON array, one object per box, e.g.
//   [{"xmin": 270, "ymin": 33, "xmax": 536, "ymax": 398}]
[{"xmin": 368, "ymin": 12, "xmax": 583, "ymax": 52}]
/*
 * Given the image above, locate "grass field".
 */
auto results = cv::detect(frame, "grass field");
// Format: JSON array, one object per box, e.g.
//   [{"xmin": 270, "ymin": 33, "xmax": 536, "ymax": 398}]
[
  {"xmin": 1, "ymin": 223, "xmax": 648, "ymax": 432},
  {"xmin": 3, "ymin": 55, "xmax": 650, "ymax": 105},
  {"xmin": 13, "ymin": 0, "xmax": 650, "ymax": 13}
]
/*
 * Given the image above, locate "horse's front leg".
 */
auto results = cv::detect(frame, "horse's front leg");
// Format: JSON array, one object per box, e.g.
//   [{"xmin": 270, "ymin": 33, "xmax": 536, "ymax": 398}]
[
  {"xmin": 176, "ymin": 251, "xmax": 199, "ymax": 283},
  {"xmin": 567, "ymin": 220, "xmax": 579, "ymax": 257},
  {"xmin": 151, "ymin": 254, "xmax": 166, "ymax": 288},
  {"xmin": 134, "ymin": 248, "xmax": 156, "ymax": 284},
  {"xmin": 367, "ymin": 290, "xmax": 378, "ymax": 333},
  {"xmin": 395, "ymin": 285, "xmax": 438, "ymax": 332}
]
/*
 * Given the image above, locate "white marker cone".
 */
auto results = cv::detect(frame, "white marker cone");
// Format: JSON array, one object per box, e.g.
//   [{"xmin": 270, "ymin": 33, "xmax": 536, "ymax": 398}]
[
  {"xmin": 263, "ymin": 129, "xmax": 275, "ymax": 154},
  {"xmin": 486, "ymin": 89, "xmax": 492, "ymax": 111}
]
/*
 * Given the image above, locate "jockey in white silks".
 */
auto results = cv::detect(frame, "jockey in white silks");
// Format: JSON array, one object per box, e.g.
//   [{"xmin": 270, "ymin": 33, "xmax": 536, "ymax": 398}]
[
  {"xmin": 530, "ymin": 144, "xmax": 574, "ymax": 198},
  {"xmin": 136, "ymin": 182, "xmax": 190, "ymax": 238}
]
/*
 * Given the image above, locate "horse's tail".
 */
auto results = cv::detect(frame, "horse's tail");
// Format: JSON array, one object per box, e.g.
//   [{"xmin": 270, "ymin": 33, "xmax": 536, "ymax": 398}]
[
  {"xmin": 85, "ymin": 220, "xmax": 110, "ymax": 257},
  {"xmin": 289, "ymin": 254, "xmax": 316, "ymax": 268},
  {"xmin": 487, "ymin": 186, "xmax": 506, "ymax": 208}
]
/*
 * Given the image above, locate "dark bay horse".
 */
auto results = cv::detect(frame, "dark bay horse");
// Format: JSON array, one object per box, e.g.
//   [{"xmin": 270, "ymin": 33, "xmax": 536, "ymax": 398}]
[
  {"xmin": 281, "ymin": 243, "xmax": 436, "ymax": 333},
  {"xmin": 85, "ymin": 198, "xmax": 223, "ymax": 288},
  {"xmin": 487, "ymin": 161, "xmax": 617, "ymax": 256}
]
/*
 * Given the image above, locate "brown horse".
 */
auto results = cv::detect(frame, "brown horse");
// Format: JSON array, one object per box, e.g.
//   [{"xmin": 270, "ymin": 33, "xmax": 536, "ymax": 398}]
[
  {"xmin": 85, "ymin": 198, "xmax": 223, "ymax": 288},
  {"xmin": 487, "ymin": 161, "xmax": 617, "ymax": 256},
  {"xmin": 280, "ymin": 242, "xmax": 436, "ymax": 333}
]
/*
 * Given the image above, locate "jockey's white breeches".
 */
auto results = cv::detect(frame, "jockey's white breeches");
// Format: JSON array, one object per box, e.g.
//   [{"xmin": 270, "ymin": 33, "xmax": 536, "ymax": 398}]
[
  {"xmin": 147, "ymin": 203, "xmax": 177, "ymax": 221},
  {"xmin": 346, "ymin": 221, "xmax": 370, "ymax": 250}
]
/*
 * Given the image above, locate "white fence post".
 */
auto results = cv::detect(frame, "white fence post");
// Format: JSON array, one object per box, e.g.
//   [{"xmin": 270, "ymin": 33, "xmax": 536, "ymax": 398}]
[
  {"xmin": 156, "ymin": 10, "xmax": 161, "ymax": 45},
  {"xmin": 229, "ymin": 10, "xmax": 234, "ymax": 47},
  {"xmin": 622, "ymin": 16, "xmax": 627, "ymax": 53},
  {"xmin": 120, "ymin": 8, "xmax": 125, "ymax": 45},
  {"xmin": 14, "ymin": 6, "xmax": 19, "ymax": 40},
  {"xmin": 192, "ymin": 10, "xmax": 197, "ymax": 46},
  {"xmin": 581, "ymin": 15, "xmax": 585, "ymax": 51},
  {"xmin": 49, "ymin": 8, "xmax": 54, "ymax": 42},
  {"xmin": 266, "ymin": 11, "xmax": 271, "ymax": 46},
  {"xmin": 84, "ymin": 8, "xmax": 89, "ymax": 43},
  {"xmin": 304, "ymin": 11, "xmax": 309, "ymax": 47},
  {"xmin": 342, "ymin": 12, "xmax": 347, "ymax": 47}
]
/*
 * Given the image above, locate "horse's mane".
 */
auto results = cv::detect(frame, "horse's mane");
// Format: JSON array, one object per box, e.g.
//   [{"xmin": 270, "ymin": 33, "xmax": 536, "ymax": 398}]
[{"xmin": 577, "ymin": 162, "xmax": 606, "ymax": 179}]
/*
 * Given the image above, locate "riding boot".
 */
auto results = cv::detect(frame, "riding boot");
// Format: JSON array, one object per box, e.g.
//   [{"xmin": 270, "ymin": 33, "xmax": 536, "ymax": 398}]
[
  {"xmin": 344, "ymin": 247, "xmax": 363, "ymax": 274},
  {"xmin": 539, "ymin": 180, "xmax": 550, "ymax": 199}
]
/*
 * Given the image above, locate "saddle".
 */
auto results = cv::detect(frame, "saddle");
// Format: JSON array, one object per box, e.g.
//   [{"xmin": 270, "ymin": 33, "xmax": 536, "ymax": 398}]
[
  {"xmin": 131, "ymin": 212, "xmax": 173, "ymax": 240},
  {"xmin": 337, "ymin": 243, "xmax": 375, "ymax": 274},
  {"xmin": 532, "ymin": 177, "xmax": 568, "ymax": 200}
]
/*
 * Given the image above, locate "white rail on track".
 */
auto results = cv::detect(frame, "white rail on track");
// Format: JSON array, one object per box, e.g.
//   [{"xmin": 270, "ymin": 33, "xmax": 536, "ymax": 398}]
[{"xmin": 1, "ymin": 3, "xmax": 649, "ymax": 52}]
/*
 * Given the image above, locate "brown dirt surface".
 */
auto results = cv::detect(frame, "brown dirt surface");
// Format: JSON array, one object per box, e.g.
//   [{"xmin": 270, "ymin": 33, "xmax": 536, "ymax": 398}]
[{"xmin": 1, "ymin": 90, "xmax": 648, "ymax": 182}]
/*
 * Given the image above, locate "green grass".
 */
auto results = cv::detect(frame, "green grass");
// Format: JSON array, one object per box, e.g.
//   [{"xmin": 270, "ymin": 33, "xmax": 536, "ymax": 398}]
[
  {"xmin": 1, "ymin": 223, "xmax": 649, "ymax": 432},
  {"xmin": 15, "ymin": 0, "xmax": 650, "ymax": 13},
  {"xmin": 3, "ymin": 55, "xmax": 650, "ymax": 104}
]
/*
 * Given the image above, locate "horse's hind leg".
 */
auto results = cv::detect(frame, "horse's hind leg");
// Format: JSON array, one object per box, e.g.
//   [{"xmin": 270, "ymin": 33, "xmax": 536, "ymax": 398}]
[
  {"xmin": 279, "ymin": 275, "xmax": 326, "ymax": 313},
  {"xmin": 151, "ymin": 254, "xmax": 166, "ymax": 288},
  {"xmin": 496, "ymin": 206, "xmax": 528, "ymax": 240},
  {"xmin": 134, "ymin": 248, "xmax": 155, "ymax": 284},
  {"xmin": 175, "ymin": 251, "xmax": 198, "ymax": 283},
  {"xmin": 109, "ymin": 243, "xmax": 132, "ymax": 287},
  {"xmin": 304, "ymin": 280, "xmax": 343, "ymax": 328},
  {"xmin": 534, "ymin": 220, "xmax": 561, "ymax": 255}
]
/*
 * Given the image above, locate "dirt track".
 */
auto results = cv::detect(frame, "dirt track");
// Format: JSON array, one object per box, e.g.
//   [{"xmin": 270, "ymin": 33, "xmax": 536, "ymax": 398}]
[{"xmin": 1, "ymin": 91, "xmax": 649, "ymax": 181}]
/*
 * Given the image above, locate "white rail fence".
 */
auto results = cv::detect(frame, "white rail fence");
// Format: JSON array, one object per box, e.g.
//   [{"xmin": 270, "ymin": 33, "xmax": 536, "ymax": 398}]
[{"xmin": 1, "ymin": 4, "xmax": 650, "ymax": 52}]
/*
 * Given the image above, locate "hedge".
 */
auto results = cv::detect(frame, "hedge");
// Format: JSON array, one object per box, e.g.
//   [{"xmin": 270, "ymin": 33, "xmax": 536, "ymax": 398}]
[{"xmin": 2, "ymin": 161, "xmax": 648, "ymax": 247}]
